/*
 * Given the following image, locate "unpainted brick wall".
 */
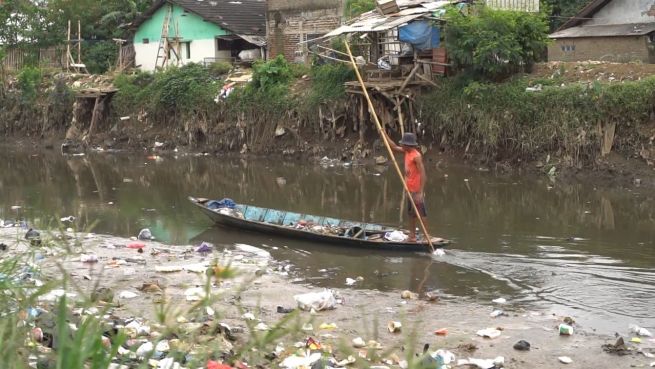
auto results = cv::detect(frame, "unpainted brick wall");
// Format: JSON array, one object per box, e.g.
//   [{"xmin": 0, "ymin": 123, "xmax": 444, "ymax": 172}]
[
  {"xmin": 267, "ymin": 0, "xmax": 343, "ymax": 63},
  {"xmin": 548, "ymin": 36, "xmax": 653, "ymax": 63}
]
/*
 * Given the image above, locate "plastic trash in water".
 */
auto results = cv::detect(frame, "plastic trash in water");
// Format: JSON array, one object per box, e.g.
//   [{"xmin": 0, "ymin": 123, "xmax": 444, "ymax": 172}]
[
  {"xmin": 294, "ymin": 289, "xmax": 337, "ymax": 311},
  {"xmin": 196, "ymin": 242, "xmax": 213, "ymax": 254},
  {"xmin": 137, "ymin": 228, "xmax": 154, "ymax": 240},
  {"xmin": 558, "ymin": 356, "xmax": 572, "ymax": 364},
  {"xmin": 492, "ymin": 297, "xmax": 507, "ymax": 304},
  {"xmin": 490, "ymin": 310, "xmax": 505, "ymax": 318},
  {"xmin": 559, "ymin": 324, "xmax": 574, "ymax": 335},
  {"xmin": 630, "ymin": 324, "xmax": 653, "ymax": 337},
  {"xmin": 388, "ymin": 321, "xmax": 402, "ymax": 333},
  {"xmin": 352, "ymin": 337, "xmax": 365, "ymax": 348},
  {"xmin": 433, "ymin": 350, "xmax": 456, "ymax": 369},
  {"xmin": 476, "ymin": 328, "xmax": 502, "ymax": 339},
  {"xmin": 118, "ymin": 291, "xmax": 138, "ymax": 299}
]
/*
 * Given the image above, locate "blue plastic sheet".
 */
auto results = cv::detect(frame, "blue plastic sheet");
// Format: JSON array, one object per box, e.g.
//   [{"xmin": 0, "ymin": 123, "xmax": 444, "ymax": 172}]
[
  {"xmin": 206, "ymin": 198, "xmax": 236, "ymax": 210},
  {"xmin": 399, "ymin": 21, "xmax": 440, "ymax": 51}
]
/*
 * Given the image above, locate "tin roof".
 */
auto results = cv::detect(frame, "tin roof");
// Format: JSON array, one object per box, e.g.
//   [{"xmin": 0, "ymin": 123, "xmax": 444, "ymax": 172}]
[
  {"xmin": 322, "ymin": 0, "xmax": 455, "ymax": 38},
  {"xmin": 549, "ymin": 22, "xmax": 655, "ymax": 38},
  {"xmin": 134, "ymin": 0, "xmax": 266, "ymax": 36}
]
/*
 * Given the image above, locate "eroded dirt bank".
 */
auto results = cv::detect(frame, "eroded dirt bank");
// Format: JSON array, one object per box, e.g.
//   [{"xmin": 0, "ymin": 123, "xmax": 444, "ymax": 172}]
[{"xmin": 1, "ymin": 226, "xmax": 652, "ymax": 369}]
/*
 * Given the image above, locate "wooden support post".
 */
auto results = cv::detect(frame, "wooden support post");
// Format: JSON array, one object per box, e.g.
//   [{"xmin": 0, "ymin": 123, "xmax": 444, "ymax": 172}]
[
  {"xmin": 87, "ymin": 96, "xmax": 102, "ymax": 141},
  {"xmin": 77, "ymin": 20, "xmax": 82, "ymax": 65},
  {"xmin": 66, "ymin": 21, "xmax": 71, "ymax": 71},
  {"xmin": 399, "ymin": 63, "xmax": 421, "ymax": 94},
  {"xmin": 396, "ymin": 96, "xmax": 405, "ymax": 136}
]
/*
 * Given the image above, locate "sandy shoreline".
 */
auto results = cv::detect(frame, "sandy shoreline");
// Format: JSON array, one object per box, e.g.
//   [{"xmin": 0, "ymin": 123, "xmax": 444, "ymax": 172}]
[{"xmin": 0, "ymin": 226, "xmax": 652, "ymax": 369}]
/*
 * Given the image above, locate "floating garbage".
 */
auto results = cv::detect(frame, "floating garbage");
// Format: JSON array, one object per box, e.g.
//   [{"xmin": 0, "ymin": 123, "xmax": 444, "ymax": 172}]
[
  {"xmin": 60, "ymin": 216, "xmax": 75, "ymax": 223},
  {"xmin": 80, "ymin": 254, "xmax": 99, "ymax": 263},
  {"xmin": 319, "ymin": 322, "xmax": 337, "ymax": 330},
  {"xmin": 280, "ymin": 352, "xmax": 322, "ymax": 369},
  {"xmin": 118, "ymin": 291, "xmax": 138, "ymax": 299},
  {"xmin": 558, "ymin": 356, "xmax": 572, "ymax": 364},
  {"xmin": 492, "ymin": 297, "xmax": 507, "ymax": 304},
  {"xmin": 457, "ymin": 356, "xmax": 504, "ymax": 369},
  {"xmin": 388, "ymin": 321, "xmax": 402, "ymax": 333},
  {"xmin": 352, "ymin": 337, "xmax": 365, "ymax": 348},
  {"xmin": 490, "ymin": 310, "xmax": 505, "ymax": 318},
  {"xmin": 234, "ymin": 243, "xmax": 270, "ymax": 258},
  {"xmin": 137, "ymin": 228, "xmax": 154, "ymax": 240},
  {"xmin": 630, "ymin": 324, "xmax": 653, "ymax": 337},
  {"xmin": 196, "ymin": 242, "xmax": 213, "ymax": 254},
  {"xmin": 434, "ymin": 328, "xmax": 448, "ymax": 336},
  {"xmin": 127, "ymin": 242, "xmax": 146, "ymax": 249},
  {"xmin": 241, "ymin": 312, "xmax": 256, "ymax": 321},
  {"xmin": 476, "ymin": 328, "xmax": 502, "ymax": 339},
  {"xmin": 184, "ymin": 287, "xmax": 208, "ymax": 301},
  {"xmin": 136, "ymin": 342, "xmax": 153, "ymax": 358},
  {"xmin": 559, "ymin": 324, "xmax": 574, "ymax": 335},
  {"xmin": 294, "ymin": 289, "xmax": 337, "ymax": 311}
]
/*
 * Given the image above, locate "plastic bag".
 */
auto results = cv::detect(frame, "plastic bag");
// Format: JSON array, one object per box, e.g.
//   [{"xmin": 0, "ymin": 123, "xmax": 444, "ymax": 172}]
[{"xmin": 294, "ymin": 289, "xmax": 337, "ymax": 311}]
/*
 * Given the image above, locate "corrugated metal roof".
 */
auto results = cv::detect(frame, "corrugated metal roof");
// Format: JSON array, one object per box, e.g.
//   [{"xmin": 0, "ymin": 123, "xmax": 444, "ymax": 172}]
[
  {"xmin": 134, "ymin": 0, "xmax": 266, "ymax": 36},
  {"xmin": 549, "ymin": 22, "xmax": 655, "ymax": 39},
  {"xmin": 322, "ymin": 0, "xmax": 454, "ymax": 38}
]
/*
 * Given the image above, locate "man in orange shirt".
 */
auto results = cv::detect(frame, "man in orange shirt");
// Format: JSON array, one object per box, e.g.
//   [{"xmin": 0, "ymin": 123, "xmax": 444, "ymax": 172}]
[{"xmin": 386, "ymin": 132, "xmax": 427, "ymax": 242}]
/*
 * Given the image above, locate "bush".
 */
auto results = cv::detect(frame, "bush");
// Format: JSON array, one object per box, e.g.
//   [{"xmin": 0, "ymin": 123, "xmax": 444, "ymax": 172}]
[
  {"xmin": 17, "ymin": 66, "xmax": 42, "ymax": 102},
  {"xmin": 308, "ymin": 63, "xmax": 354, "ymax": 104},
  {"xmin": 418, "ymin": 76, "xmax": 655, "ymax": 163},
  {"xmin": 249, "ymin": 55, "xmax": 293, "ymax": 92},
  {"xmin": 208, "ymin": 61, "xmax": 232, "ymax": 77},
  {"xmin": 445, "ymin": 5, "xmax": 549, "ymax": 80},
  {"xmin": 83, "ymin": 40, "xmax": 118, "ymax": 74}
]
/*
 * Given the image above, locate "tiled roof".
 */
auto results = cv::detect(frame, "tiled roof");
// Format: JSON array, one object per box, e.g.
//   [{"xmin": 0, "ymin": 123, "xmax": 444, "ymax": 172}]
[{"xmin": 135, "ymin": 0, "xmax": 266, "ymax": 36}]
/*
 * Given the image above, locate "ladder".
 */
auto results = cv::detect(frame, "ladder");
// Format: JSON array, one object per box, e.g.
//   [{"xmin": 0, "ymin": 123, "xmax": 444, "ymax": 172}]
[{"xmin": 155, "ymin": 4, "xmax": 179, "ymax": 69}]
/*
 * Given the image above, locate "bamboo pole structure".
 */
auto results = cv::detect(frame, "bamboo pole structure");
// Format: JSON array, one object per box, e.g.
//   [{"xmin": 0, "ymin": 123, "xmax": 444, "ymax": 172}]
[{"xmin": 344, "ymin": 40, "xmax": 435, "ymax": 253}]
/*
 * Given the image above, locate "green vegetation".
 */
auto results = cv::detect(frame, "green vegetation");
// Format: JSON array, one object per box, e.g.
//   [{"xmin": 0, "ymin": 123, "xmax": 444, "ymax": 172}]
[
  {"xmin": 344, "ymin": 0, "xmax": 376, "ymax": 19},
  {"xmin": 445, "ymin": 5, "xmax": 550, "ymax": 80},
  {"xmin": 418, "ymin": 75, "xmax": 655, "ymax": 164},
  {"xmin": 113, "ymin": 63, "xmax": 221, "ymax": 121},
  {"xmin": 16, "ymin": 66, "xmax": 42, "ymax": 103},
  {"xmin": 207, "ymin": 61, "xmax": 233, "ymax": 77},
  {"xmin": 306, "ymin": 63, "xmax": 355, "ymax": 106}
]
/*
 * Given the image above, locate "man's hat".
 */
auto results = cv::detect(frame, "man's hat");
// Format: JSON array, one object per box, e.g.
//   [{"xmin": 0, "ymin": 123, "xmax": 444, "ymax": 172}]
[{"xmin": 399, "ymin": 132, "xmax": 419, "ymax": 147}]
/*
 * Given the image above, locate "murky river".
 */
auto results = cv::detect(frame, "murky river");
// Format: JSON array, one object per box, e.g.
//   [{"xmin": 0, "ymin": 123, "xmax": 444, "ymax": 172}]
[{"xmin": 1, "ymin": 146, "xmax": 654, "ymax": 334}]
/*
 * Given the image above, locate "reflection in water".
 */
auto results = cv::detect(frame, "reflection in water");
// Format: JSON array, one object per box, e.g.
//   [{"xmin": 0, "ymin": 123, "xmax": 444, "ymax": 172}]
[{"xmin": 1, "ymin": 147, "xmax": 654, "ymax": 333}]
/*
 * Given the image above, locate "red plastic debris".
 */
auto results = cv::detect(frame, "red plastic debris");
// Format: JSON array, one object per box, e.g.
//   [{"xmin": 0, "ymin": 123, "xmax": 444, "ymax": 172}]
[
  {"xmin": 127, "ymin": 242, "xmax": 146, "ymax": 249},
  {"xmin": 207, "ymin": 361, "xmax": 233, "ymax": 369}
]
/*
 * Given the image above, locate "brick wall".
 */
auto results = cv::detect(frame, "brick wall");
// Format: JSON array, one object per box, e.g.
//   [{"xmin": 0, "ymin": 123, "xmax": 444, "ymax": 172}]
[
  {"xmin": 548, "ymin": 36, "xmax": 654, "ymax": 63},
  {"xmin": 267, "ymin": 0, "xmax": 344, "ymax": 63}
]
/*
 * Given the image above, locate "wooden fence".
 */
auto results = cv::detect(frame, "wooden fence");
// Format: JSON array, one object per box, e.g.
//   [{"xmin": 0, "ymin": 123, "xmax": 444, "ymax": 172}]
[{"xmin": 2, "ymin": 47, "xmax": 67, "ymax": 70}]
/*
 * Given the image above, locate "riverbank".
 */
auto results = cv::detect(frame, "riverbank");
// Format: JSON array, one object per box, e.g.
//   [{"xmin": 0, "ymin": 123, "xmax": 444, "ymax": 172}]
[
  {"xmin": 2, "ymin": 61, "xmax": 655, "ymax": 189},
  {"xmin": 1, "ymin": 225, "xmax": 653, "ymax": 369}
]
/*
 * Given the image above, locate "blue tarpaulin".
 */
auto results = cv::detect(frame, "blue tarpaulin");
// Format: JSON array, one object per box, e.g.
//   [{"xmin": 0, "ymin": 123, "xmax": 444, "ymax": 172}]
[{"xmin": 399, "ymin": 21, "xmax": 440, "ymax": 51}]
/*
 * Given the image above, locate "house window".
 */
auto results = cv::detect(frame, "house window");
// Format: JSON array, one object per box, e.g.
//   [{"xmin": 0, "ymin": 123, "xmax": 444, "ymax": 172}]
[
  {"xmin": 168, "ymin": 42, "xmax": 191, "ymax": 60},
  {"xmin": 143, "ymin": 38, "xmax": 149, "ymax": 44}
]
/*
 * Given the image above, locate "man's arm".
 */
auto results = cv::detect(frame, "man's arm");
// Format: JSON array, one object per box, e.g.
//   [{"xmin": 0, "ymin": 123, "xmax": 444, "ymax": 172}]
[
  {"xmin": 415, "ymin": 154, "xmax": 426, "ymax": 196},
  {"xmin": 382, "ymin": 130, "xmax": 404, "ymax": 153}
]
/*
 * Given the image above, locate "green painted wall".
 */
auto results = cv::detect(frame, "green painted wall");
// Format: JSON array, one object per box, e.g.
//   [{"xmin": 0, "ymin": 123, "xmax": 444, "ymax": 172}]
[{"xmin": 134, "ymin": 4, "xmax": 230, "ymax": 44}]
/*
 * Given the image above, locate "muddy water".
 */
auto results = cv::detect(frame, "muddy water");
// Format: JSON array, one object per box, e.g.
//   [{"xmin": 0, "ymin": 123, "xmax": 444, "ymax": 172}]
[{"xmin": 1, "ymin": 147, "xmax": 654, "ymax": 334}]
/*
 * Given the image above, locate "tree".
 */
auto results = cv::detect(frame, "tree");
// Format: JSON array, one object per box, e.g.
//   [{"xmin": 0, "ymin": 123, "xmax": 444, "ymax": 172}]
[
  {"xmin": 344, "ymin": 0, "xmax": 375, "ymax": 19},
  {"xmin": 542, "ymin": 0, "xmax": 590, "ymax": 31},
  {"xmin": 445, "ymin": 5, "xmax": 550, "ymax": 80}
]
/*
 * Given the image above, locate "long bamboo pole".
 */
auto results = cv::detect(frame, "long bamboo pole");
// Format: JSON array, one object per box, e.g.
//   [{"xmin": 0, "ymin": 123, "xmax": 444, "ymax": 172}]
[{"xmin": 344, "ymin": 40, "xmax": 435, "ymax": 253}]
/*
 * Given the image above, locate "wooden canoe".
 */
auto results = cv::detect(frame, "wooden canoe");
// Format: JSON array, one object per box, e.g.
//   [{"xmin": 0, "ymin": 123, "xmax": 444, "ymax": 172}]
[{"xmin": 189, "ymin": 197, "xmax": 449, "ymax": 253}]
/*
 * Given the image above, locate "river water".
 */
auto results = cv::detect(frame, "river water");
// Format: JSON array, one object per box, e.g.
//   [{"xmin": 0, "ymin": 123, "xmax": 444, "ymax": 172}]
[{"xmin": 1, "ymin": 147, "xmax": 653, "ymax": 334}]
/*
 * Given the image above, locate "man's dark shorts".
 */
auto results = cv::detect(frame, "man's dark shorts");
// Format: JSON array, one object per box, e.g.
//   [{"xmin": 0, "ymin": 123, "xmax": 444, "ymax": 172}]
[{"xmin": 407, "ymin": 192, "xmax": 427, "ymax": 218}]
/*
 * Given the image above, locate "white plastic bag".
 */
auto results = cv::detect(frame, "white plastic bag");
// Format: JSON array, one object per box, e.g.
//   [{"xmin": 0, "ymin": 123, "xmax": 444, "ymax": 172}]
[{"xmin": 294, "ymin": 289, "xmax": 337, "ymax": 311}]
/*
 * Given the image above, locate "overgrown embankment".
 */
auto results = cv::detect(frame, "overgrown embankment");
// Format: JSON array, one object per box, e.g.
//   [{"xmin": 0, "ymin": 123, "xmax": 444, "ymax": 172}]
[
  {"xmin": 2, "ymin": 59, "xmax": 655, "ymax": 179},
  {"xmin": 418, "ymin": 74, "xmax": 655, "ymax": 169}
]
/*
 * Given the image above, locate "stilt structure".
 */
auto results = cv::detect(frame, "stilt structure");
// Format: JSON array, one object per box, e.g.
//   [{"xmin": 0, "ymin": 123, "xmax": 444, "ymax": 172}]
[
  {"xmin": 113, "ymin": 38, "xmax": 127, "ymax": 71},
  {"xmin": 66, "ymin": 20, "xmax": 88, "ymax": 74},
  {"xmin": 154, "ymin": 4, "xmax": 182, "ymax": 69}
]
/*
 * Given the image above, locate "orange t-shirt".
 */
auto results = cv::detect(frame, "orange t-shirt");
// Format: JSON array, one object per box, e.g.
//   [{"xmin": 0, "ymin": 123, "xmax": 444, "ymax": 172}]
[{"xmin": 404, "ymin": 149, "xmax": 422, "ymax": 192}]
